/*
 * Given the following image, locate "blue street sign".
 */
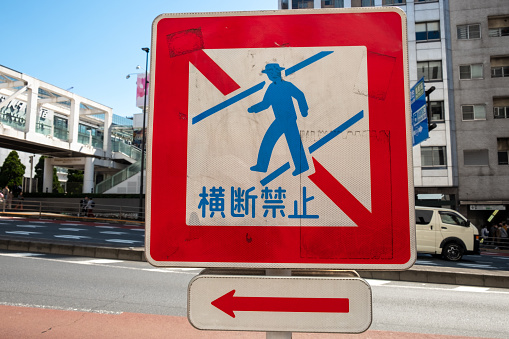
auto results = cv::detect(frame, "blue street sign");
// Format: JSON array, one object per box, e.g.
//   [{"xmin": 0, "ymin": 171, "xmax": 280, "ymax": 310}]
[{"xmin": 411, "ymin": 77, "xmax": 428, "ymax": 146}]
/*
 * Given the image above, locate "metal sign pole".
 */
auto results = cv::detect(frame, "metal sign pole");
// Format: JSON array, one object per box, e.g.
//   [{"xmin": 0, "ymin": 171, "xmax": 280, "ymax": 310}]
[{"xmin": 266, "ymin": 269, "xmax": 292, "ymax": 339}]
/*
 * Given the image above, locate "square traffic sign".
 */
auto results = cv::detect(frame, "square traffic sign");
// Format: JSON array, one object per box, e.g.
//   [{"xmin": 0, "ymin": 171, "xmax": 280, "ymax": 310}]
[{"xmin": 146, "ymin": 8, "xmax": 415, "ymax": 269}]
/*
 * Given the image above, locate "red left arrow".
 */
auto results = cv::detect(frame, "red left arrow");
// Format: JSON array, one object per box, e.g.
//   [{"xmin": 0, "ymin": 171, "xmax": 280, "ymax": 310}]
[{"xmin": 211, "ymin": 290, "xmax": 349, "ymax": 318}]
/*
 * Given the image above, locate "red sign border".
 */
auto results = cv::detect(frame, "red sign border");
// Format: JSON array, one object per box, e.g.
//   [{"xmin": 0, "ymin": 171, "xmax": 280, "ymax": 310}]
[{"xmin": 146, "ymin": 8, "xmax": 416, "ymax": 269}]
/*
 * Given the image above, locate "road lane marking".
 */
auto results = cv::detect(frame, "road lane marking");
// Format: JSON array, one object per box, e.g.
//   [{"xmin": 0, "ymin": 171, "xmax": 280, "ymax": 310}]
[
  {"xmin": 82, "ymin": 259, "xmax": 124, "ymax": 264},
  {"xmin": 5, "ymin": 231, "xmax": 42, "ymax": 235},
  {"xmin": 54, "ymin": 235, "xmax": 92, "ymax": 240},
  {"xmin": 453, "ymin": 286, "xmax": 490, "ymax": 292},
  {"xmin": 105, "ymin": 239, "xmax": 142, "ymax": 244},
  {"xmin": 0, "ymin": 302, "xmax": 123, "ymax": 314},
  {"xmin": 17, "ymin": 225, "xmax": 46, "ymax": 228},
  {"xmin": 100, "ymin": 231, "xmax": 128, "ymax": 235},
  {"xmin": 0, "ymin": 252, "xmax": 45, "ymax": 257},
  {"xmin": 59, "ymin": 228, "xmax": 87, "ymax": 232}
]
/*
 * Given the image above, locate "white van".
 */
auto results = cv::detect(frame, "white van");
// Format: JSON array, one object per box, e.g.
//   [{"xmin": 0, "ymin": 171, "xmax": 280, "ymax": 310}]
[{"xmin": 415, "ymin": 206, "xmax": 480, "ymax": 261}]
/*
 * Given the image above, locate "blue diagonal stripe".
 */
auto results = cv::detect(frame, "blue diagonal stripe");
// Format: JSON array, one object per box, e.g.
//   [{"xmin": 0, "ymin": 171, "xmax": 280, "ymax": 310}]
[
  {"xmin": 260, "ymin": 162, "xmax": 291, "ymax": 186},
  {"xmin": 309, "ymin": 110, "xmax": 364, "ymax": 154},
  {"xmin": 284, "ymin": 51, "xmax": 334, "ymax": 77},
  {"xmin": 192, "ymin": 81, "xmax": 266, "ymax": 125}
]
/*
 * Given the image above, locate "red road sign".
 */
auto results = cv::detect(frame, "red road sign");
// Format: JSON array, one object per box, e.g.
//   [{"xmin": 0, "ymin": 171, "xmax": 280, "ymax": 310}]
[
  {"xmin": 188, "ymin": 274, "xmax": 372, "ymax": 333},
  {"xmin": 147, "ymin": 8, "xmax": 415, "ymax": 269}
]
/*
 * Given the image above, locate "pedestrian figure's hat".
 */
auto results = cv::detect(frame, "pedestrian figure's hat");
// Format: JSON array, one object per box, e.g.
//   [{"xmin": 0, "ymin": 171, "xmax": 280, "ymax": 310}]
[{"xmin": 262, "ymin": 63, "xmax": 285, "ymax": 73}]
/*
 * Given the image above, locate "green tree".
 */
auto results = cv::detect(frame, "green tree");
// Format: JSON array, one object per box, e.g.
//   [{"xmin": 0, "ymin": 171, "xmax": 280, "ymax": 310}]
[
  {"xmin": 66, "ymin": 169, "xmax": 84, "ymax": 194},
  {"xmin": 0, "ymin": 151, "xmax": 26, "ymax": 189},
  {"xmin": 52, "ymin": 168, "xmax": 64, "ymax": 193}
]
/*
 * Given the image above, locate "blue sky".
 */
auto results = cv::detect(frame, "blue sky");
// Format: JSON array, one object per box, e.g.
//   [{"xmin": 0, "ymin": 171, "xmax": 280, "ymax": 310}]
[{"xmin": 2, "ymin": 0, "xmax": 277, "ymax": 117}]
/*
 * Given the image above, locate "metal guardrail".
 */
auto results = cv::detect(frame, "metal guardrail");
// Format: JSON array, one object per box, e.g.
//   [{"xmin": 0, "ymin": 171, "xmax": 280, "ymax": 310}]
[
  {"xmin": 480, "ymin": 236, "xmax": 509, "ymax": 251},
  {"xmin": 0, "ymin": 199, "xmax": 145, "ymax": 221}
]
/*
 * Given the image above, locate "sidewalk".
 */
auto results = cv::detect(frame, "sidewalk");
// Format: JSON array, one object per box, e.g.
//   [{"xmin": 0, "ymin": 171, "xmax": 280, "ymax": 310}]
[{"xmin": 0, "ymin": 305, "xmax": 478, "ymax": 339}]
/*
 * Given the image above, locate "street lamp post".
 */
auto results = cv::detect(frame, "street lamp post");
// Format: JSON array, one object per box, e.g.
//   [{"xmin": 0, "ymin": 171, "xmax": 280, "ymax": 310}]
[{"xmin": 139, "ymin": 47, "xmax": 150, "ymax": 218}]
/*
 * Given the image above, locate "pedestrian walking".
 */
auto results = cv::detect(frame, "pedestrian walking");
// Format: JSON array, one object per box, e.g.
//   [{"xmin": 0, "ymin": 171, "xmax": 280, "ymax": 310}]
[
  {"xmin": 490, "ymin": 224, "xmax": 498, "ymax": 247},
  {"xmin": 80, "ymin": 197, "xmax": 88, "ymax": 216},
  {"xmin": 2, "ymin": 185, "xmax": 9, "ymax": 197},
  {"xmin": 500, "ymin": 222, "xmax": 508, "ymax": 249},
  {"xmin": 6, "ymin": 190, "xmax": 13, "ymax": 209},
  {"xmin": 15, "ymin": 192, "xmax": 24, "ymax": 210},
  {"xmin": 481, "ymin": 225, "xmax": 489, "ymax": 244},
  {"xmin": 86, "ymin": 197, "xmax": 95, "ymax": 217}
]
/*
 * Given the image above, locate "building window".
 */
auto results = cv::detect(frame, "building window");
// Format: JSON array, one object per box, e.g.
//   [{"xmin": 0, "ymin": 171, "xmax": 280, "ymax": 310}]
[
  {"xmin": 351, "ymin": 0, "xmax": 374, "ymax": 6},
  {"xmin": 494, "ymin": 97, "xmax": 509, "ymax": 119},
  {"xmin": 430, "ymin": 101, "xmax": 444, "ymax": 122},
  {"xmin": 53, "ymin": 116, "xmax": 69, "ymax": 141},
  {"xmin": 462, "ymin": 105, "xmax": 486, "ymax": 121},
  {"xmin": 457, "ymin": 24, "xmax": 481, "ymax": 40},
  {"xmin": 322, "ymin": 0, "xmax": 344, "ymax": 7},
  {"xmin": 415, "ymin": 0, "xmax": 439, "ymax": 3},
  {"xmin": 282, "ymin": 0, "xmax": 289, "ymax": 9},
  {"xmin": 383, "ymin": 0, "xmax": 405, "ymax": 5},
  {"xmin": 498, "ymin": 138, "xmax": 509, "ymax": 165},
  {"xmin": 488, "ymin": 16, "xmax": 509, "ymax": 37},
  {"xmin": 292, "ymin": 0, "xmax": 314, "ymax": 9},
  {"xmin": 491, "ymin": 56, "xmax": 509, "ymax": 78},
  {"xmin": 464, "ymin": 149, "xmax": 489, "ymax": 166},
  {"xmin": 416, "ymin": 22, "xmax": 440, "ymax": 42},
  {"xmin": 417, "ymin": 61, "xmax": 442, "ymax": 81},
  {"xmin": 494, "ymin": 106, "xmax": 509, "ymax": 119},
  {"xmin": 421, "ymin": 146, "xmax": 447, "ymax": 167},
  {"xmin": 459, "ymin": 64, "xmax": 483, "ymax": 80}
]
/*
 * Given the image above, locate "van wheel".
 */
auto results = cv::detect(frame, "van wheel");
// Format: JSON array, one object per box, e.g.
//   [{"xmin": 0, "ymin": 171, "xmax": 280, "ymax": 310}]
[{"xmin": 442, "ymin": 242, "xmax": 463, "ymax": 261}]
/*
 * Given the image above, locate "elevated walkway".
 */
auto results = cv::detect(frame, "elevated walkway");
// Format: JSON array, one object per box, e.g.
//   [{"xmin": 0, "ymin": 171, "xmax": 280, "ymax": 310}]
[{"xmin": 0, "ymin": 64, "xmax": 140, "ymax": 193}]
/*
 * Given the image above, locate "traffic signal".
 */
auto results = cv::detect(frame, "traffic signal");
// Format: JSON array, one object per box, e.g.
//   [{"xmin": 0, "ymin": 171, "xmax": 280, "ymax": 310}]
[{"xmin": 425, "ymin": 86, "xmax": 437, "ymax": 132}]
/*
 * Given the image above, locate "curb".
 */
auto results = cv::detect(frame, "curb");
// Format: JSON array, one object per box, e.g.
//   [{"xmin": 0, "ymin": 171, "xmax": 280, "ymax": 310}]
[
  {"xmin": 1, "ymin": 238, "xmax": 508, "ymax": 289},
  {"xmin": 358, "ymin": 265, "xmax": 509, "ymax": 289},
  {"xmin": 0, "ymin": 238, "xmax": 145, "ymax": 262}
]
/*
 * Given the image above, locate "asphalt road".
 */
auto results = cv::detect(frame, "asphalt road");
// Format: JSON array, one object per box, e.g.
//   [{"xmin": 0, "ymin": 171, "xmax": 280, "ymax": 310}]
[
  {"xmin": 2, "ymin": 216, "xmax": 509, "ymax": 273},
  {"xmin": 0, "ymin": 216, "xmax": 144, "ymax": 247},
  {"xmin": 1, "ymin": 250, "xmax": 508, "ymax": 338}
]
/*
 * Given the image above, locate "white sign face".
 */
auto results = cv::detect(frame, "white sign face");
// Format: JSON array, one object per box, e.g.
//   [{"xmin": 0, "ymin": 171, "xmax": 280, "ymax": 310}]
[
  {"xmin": 187, "ymin": 47, "xmax": 370, "ymax": 227},
  {"xmin": 188, "ymin": 274, "xmax": 372, "ymax": 333}
]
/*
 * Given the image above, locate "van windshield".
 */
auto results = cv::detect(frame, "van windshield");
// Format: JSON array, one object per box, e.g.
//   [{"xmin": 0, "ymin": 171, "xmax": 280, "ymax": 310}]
[{"xmin": 439, "ymin": 211, "xmax": 467, "ymax": 226}]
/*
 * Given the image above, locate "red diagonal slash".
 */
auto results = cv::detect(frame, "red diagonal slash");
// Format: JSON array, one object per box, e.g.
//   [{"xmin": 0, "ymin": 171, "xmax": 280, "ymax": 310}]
[
  {"xmin": 166, "ymin": 29, "xmax": 240, "ymax": 95},
  {"xmin": 187, "ymin": 50, "xmax": 241, "ymax": 95},
  {"xmin": 212, "ymin": 290, "xmax": 349, "ymax": 318},
  {"xmin": 308, "ymin": 131, "xmax": 392, "ymax": 228}
]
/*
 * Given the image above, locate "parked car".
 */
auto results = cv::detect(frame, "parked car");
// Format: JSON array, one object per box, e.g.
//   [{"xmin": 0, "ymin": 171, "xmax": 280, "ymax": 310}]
[{"xmin": 415, "ymin": 206, "xmax": 480, "ymax": 261}]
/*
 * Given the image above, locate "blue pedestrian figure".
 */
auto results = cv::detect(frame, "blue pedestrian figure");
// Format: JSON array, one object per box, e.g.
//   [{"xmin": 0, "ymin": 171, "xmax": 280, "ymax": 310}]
[{"xmin": 248, "ymin": 63, "xmax": 310, "ymax": 176}]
